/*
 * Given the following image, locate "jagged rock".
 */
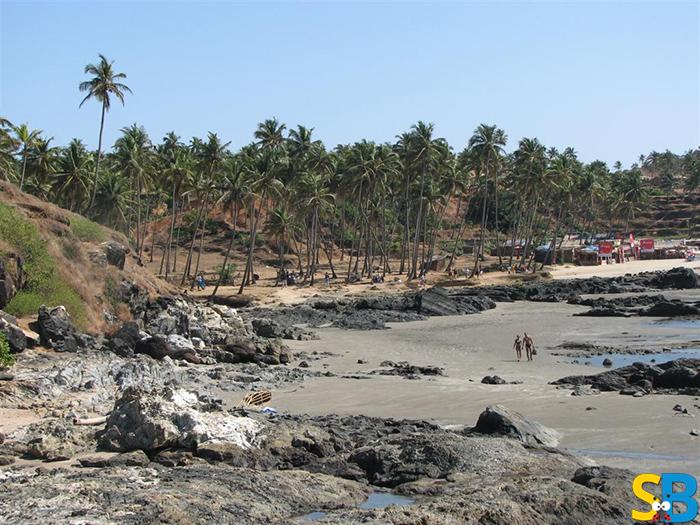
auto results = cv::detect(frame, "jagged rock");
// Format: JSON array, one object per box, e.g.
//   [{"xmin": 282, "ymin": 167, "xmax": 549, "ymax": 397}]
[
  {"xmin": 651, "ymin": 266, "xmax": 698, "ymax": 289},
  {"xmin": 371, "ymin": 360, "xmax": 444, "ymax": 379},
  {"xmin": 144, "ymin": 297, "xmax": 249, "ymax": 346},
  {"xmin": 553, "ymin": 358, "xmax": 700, "ymax": 394},
  {"xmin": 481, "ymin": 375, "xmax": 507, "ymax": 385},
  {"xmin": 98, "ymin": 387, "xmax": 261, "ymax": 452},
  {"xmin": 251, "ymin": 318, "xmax": 317, "ymax": 340},
  {"xmin": 79, "ymin": 450, "xmax": 150, "ymax": 468},
  {"xmin": 104, "ymin": 321, "xmax": 141, "ymax": 358},
  {"xmin": 134, "ymin": 336, "xmax": 201, "ymax": 364},
  {"xmin": 641, "ymin": 301, "xmax": 700, "ymax": 317},
  {"xmin": 471, "ymin": 405, "xmax": 561, "ymax": 447},
  {"xmin": 101, "ymin": 241, "xmax": 129, "ymax": 270},
  {"xmin": 0, "ymin": 316, "xmax": 26, "ymax": 353},
  {"xmin": 572, "ymin": 465, "xmax": 634, "ymax": 501},
  {"xmin": 602, "ymin": 358, "xmax": 613, "ymax": 367},
  {"xmin": 2, "ymin": 418, "xmax": 95, "ymax": 462},
  {"xmin": 418, "ymin": 287, "xmax": 462, "ymax": 316},
  {"xmin": 209, "ymin": 294, "xmax": 253, "ymax": 308},
  {"xmin": 0, "ymin": 259, "xmax": 16, "ymax": 308},
  {"xmin": 35, "ymin": 305, "xmax": 81, "ymax": 352},
  {"xmin": 0, "ymin": 454, "xmax": 14, "ymax": 465}
]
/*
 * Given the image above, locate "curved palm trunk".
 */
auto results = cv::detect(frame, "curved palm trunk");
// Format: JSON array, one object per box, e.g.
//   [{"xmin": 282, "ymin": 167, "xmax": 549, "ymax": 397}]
[
  {"xmin": 408, "ymin": 173, "xmax": 426, "ymax": 280},
  {"xmin": 87, "ymin": 101, "xmax": 106, "ymax": 213},
  {"xmin": 238, "ymin": 193, "xmax": 266, "ymax": 294},
  {"xmin": 211, "ymin": 202, "xmax": 238, "ymax": 299},
  {"xmin": 190, "ymin": 200, "xmax": 211, "ymax": 290},
  {"xmin": 493, "ymin": 168, "xmax": 502, "ymax": 266},
  {"xmin": 163, "ymin": 181, "xmax": 178, "ymax": 279},
  {"xmin": 473, "ymin": 172, "xmax": 489, "ymax": 276},
  {"xmin": 19, "ymin": 152, "xmax": 28, "ymax": 191},
  {"xmin": 181, "ymin": 199, "xmax": 205, "ymax": 285}
]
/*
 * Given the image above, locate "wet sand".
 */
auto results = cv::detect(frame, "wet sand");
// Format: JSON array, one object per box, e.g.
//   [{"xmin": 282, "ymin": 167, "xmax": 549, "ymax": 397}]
[{"xmin": 274, "ymin": 296, "xmax": 700, "ymax": 475}]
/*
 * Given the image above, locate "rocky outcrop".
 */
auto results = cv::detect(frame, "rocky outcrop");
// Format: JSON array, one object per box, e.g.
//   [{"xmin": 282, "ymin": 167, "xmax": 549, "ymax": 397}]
[
  {"xmin": 470, "ymin": 405, "xmax": 561, "ymax": 447},
  {"xmin": 370, "ymin": 360, "xmax": 444, "ymax": 379},
  {"xmin": 0, "ymin": 259, "xmax": 17, "ymax": 308},
  {"xmin": 99, "ymin": 387, "xmax": 261, "ymax": 452},
  {"xmin": 251, "ymin": 318, "xmax": 317, "ymax": 341},
  {"xmin": 0, "ymin": 314, "xmax": 27, "ymax": 353},
  {"xmin": 101, "ymin": 241, "xmax": 129, "ymax": 270},
  {"xmin": 552, "ymin": 358, "xmax": 700, "ymax": 395},
  {"xmin": 34, "ymin": 305, "xmax": 83, "ymax": 352},
  {"xmin": 572, "ymin": 293, "xmax": 700, "ymax": 318},
  {"xmin": 1, "ymin": 418, "xmax": 96, "ymax": 461}
]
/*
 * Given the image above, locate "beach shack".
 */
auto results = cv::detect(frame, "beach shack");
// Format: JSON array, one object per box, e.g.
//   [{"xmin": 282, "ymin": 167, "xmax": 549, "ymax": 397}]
[
  {"xmin": 639, "ymin": 238, "xmax": 655, "ymax": 259},
  {"xmin": 597, "ymin": 241, "xmax": 614, "ymax": 264}
]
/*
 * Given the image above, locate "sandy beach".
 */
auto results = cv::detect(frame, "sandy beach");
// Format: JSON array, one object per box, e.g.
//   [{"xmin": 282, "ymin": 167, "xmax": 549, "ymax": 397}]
[{"xmin": 272, "ymin": 290, "xmax": 700, "ymax": 475}]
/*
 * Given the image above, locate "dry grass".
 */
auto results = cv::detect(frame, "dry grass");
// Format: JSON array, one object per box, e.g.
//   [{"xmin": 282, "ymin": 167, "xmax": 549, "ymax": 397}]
[{"xmin": 0, "ymin": 180, "xmax": 174, "ymax": 332}]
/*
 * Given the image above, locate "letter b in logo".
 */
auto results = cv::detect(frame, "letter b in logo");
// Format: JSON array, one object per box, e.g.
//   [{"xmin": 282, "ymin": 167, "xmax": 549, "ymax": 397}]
[{"xmin": 661, "ymin": 473, "xmax": 698, "ymax": 523}]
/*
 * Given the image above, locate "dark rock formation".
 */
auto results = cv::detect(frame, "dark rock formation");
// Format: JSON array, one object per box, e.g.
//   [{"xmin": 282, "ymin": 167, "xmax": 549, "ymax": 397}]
[
  {"xmin": 104, "ymin": 321, "xmax": 141, "ymax": 358},
  {"xmin": 101, "ymin": 241, "xmax": 129, "ymax": 270},
  {"xmin": 0, "ymin": 315, "xmax": 27, "ymax": 353},
  {"xmin": 371, "ymin": 360, "xmax": 444, "ymax": 379},
  {"xmin": 470, "ymin": 404, "xmax": 561, "ymax": 447},
  {"xmin": 35, "ymin": 305, "xmax": 82, "ymax": 352},
  {"xmin": 552, "ymin": 358, "xmax": 700, "ymax": 395},
  {"xmin": 481, "ymin": 375, "xmax": 507, "ymax": 384}
]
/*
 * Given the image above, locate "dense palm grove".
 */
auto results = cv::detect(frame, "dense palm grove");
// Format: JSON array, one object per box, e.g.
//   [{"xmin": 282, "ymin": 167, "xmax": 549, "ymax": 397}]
[{"xmin": 1, "ymin": 56, "xmax": 699, "ymax": 291}]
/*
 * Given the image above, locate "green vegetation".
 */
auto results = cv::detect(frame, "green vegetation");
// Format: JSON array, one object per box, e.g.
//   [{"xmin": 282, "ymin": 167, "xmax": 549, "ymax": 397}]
[
  {"xmin": 214, "ymin": 263, "xmax": 236, "ymax": 285},
  {"xmin": 0, "ymin": 202, "xmax": 84, "ymax": 324},
  {"xmin": 70, "ymin": 216, "xmax": 106, "ymax": 242},
  {"xmin": 0, "ymin": 332, "xmax": 14, "ymax": 368},
  {"xmin": 103, "ymin": 275, "xmax": 124, "ymax": 312}
]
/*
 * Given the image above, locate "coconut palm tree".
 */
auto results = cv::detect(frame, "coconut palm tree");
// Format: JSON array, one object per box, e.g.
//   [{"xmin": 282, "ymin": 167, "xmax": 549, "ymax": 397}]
[
  {"xmin": 238, "ymin": 143, "xmax": 285, "ymax": 294},
  {"xmin": 93, "ymin": 169, "xmax": 131, "ymax": 229},
  {"xmin": 57, "ymin": 139, "xmax": 93, "ymax": 211},
  {"xmin": 0, "ymin": 117, "xmax": 18, "ymax": 180},
  {"xmin": 79, "ymin": 54, "xmax": 132, "ymax": 212},
  {"xmin": 13, "ymin": 123, "xmax": 42, "ymax": 191},
  {"xmin": 467, "ymin": 124, "xmax": 507, "ymax": 267},
  {"xmin": 512, "ymin": 137, "xmax": 547, "ymax": 267},
  {"xmin": 210, "ymin": 155, "xmax": 246, "ymax": 298},
  {"xmin": 113, "ymin": 124, "xmax": 152, "ymax": 259},
  {"xmin": 26, "ymin": 137, "xmax": 59, "ymax": 199}
]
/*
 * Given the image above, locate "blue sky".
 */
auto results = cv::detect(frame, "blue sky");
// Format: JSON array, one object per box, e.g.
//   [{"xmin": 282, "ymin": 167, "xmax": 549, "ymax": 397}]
[{"xmin": 1, "ymin": 1, "xmax": 698, "ymax": 166}]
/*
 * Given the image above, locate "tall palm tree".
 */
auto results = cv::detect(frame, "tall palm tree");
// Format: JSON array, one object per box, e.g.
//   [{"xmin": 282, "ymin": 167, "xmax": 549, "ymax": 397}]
[
  {"xmin": 468, "ymin": 124, "xmax": 507, "ymax": 267},
  {"xmin": 238, "ymin": 143, "xmax": 285, "ymax": 294},
  {"xmin": 57, "ymin": 139, "xmax": 93, "ymax": 211},
  {"xmin": 27, "ymin": 136, "xmax": 59, "ymax": 199},
  {"xmin": 113, "ymin": 124, "xmax": 152, "ymax": 259},
  {"xmin": 0, "ymin": 117, "xmax": 18, "ymax": 180},
  {"xmin": 79, "ymin": 54, "xmax": 132, "ymax": 212},
  {"xmin": 13, "ymin": 123, "xmax": 42, "ymax": 191}
]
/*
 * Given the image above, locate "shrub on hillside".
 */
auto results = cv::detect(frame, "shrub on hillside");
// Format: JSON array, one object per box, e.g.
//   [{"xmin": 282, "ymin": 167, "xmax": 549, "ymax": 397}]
[
  {"xmin": 70, "ymin": 216, "xmax": 107, "ymax": 242},
  {"xmin": 0, "ymin": 203, "xmax": 85, "ymax": 325}
]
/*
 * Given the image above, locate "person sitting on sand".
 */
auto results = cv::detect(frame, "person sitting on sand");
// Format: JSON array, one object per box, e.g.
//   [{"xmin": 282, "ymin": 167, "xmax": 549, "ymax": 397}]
[{"xmin": 513, "ymin": 334, "xmax": 522, "ymax": 361}]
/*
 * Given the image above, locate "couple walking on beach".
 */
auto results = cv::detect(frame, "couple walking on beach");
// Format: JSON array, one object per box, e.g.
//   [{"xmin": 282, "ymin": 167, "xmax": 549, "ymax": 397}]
[{"xmin": 513, "ymin": 333, "xmax": 536, "ymax": 361}]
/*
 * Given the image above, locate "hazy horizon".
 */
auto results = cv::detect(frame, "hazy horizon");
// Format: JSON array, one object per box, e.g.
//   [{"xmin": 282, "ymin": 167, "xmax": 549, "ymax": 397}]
[{"xmin": 1, "ymin": 1, "xmax": 698, "ymax": 167}]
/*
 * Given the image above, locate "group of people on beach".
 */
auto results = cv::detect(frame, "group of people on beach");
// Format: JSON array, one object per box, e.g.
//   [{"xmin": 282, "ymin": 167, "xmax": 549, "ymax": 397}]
[{"xmin": 513, "ymin": 332, "xmax": 536, "ymax": 361}]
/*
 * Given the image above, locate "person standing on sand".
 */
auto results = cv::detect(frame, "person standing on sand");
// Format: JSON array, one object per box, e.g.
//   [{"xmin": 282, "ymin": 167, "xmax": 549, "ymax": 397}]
[
  {"xmin": 523, "ymin": 332, "xmax": 534, "ymax": 361},
  {"xmin": 513, "ymin": 334, "xmax": 522, "ymax": 361}
]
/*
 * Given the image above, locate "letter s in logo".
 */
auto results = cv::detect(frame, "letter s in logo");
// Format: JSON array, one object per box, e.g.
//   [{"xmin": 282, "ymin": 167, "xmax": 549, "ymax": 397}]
[{"xmin": 632, "ymin": 473, "xmax": 661, "ymax": 521}]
